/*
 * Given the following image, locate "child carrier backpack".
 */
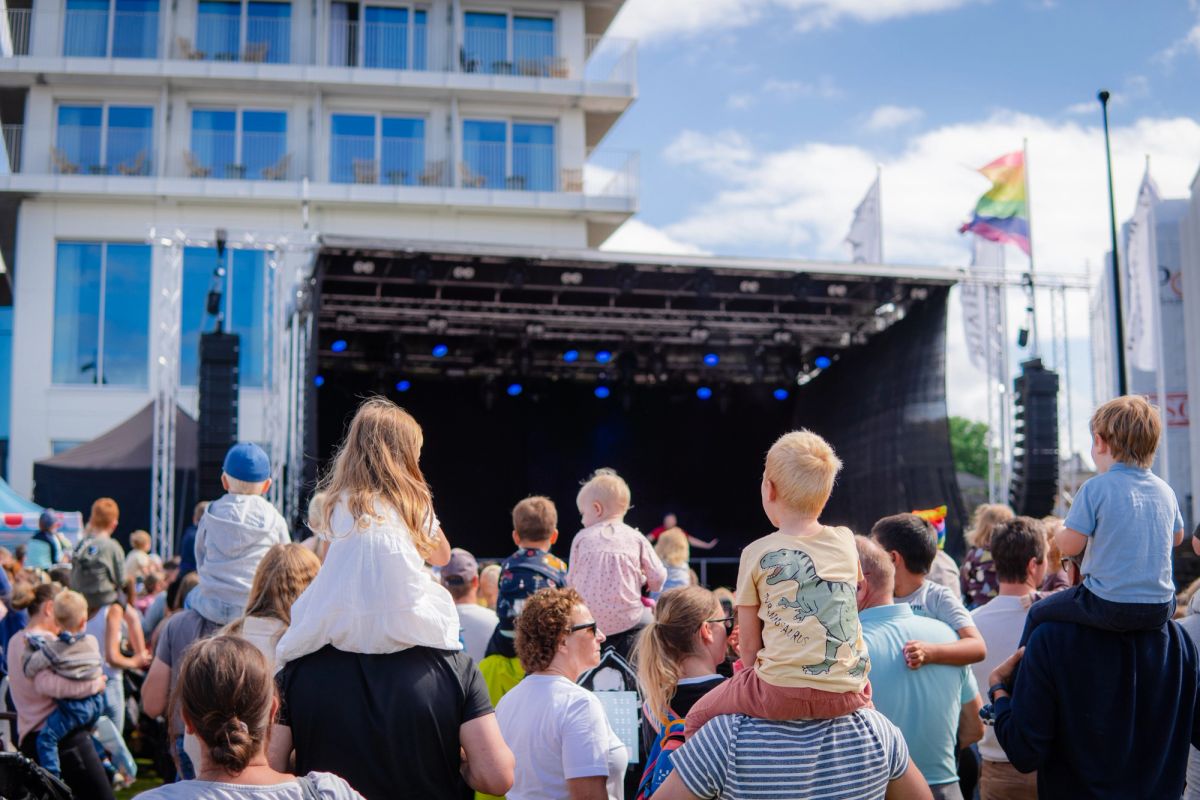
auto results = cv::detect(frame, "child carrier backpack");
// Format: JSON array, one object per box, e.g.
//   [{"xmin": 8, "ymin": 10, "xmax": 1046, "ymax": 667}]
[
  {"xmin": 71, "ymin": 539, "xmax": 117, "ymax": 607},
  {"xmin": 636, "ymin": 706, "xmax": 685, "ymax": 800}
]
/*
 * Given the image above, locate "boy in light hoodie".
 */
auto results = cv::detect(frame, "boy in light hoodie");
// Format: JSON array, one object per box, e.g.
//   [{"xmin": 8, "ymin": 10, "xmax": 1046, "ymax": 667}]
[{"xmin": 186, "ymin": 443, "xmax": 291, "ymax": 625}]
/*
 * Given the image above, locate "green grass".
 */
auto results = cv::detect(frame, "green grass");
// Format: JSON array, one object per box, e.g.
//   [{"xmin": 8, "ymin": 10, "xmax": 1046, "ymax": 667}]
[{"xmin": 115, "ymin": 758, "xmax": 165, "ymax": 799}]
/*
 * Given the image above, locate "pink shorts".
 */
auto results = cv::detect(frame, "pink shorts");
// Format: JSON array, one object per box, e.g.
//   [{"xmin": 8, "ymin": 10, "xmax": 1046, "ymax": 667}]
[{"xmin": 683, "ymin": 666, "xmax": 872, "ymax": 738}]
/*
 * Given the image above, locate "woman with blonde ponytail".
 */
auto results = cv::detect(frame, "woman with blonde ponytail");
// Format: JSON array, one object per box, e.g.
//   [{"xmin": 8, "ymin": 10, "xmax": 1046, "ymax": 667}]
[{"xmin": 635, "ymin": 586, "xmax": 731, "ymax": 753}]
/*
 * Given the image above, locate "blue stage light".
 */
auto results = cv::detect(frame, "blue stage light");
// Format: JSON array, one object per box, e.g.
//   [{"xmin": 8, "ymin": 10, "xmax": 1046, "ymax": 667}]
[
  {"xmin": 773, "ymin": 388, "xmax": 789, "ymax": 401},
  {"xmin": 703, "ymin": 353, "xmax": 720, "ymax": 367},
  {"xmin": 596, "ymin": 350, "xmax": 613, "ymax": 364},
  {"xmin": 395, "ymin": 380, "xmax": 411, "ymax": 392},
  {"xmin": 507, "ymin": 383, "xmax": 523, "ymax": 397},
  {"xmin": 432, "ymin": 343, "xmax": 449, "ymax": 358},
  {"xmin": 331, "ymin": 339, "xmax": 348, "ymax": 353},
  {"xmin": 696, "ymin": 386, "xmax": 713, "ymax": 400},
  {"xmin": 313, "ymin": 375, "xmax": 325, "ymax": 387},
  {"xmin": 563, "ymin": 349, "xmax": 580, "ymax": 363},
  {"xmin": 814, "ymin": 355, "xmax": 832, "ymax": 369},
  {"xmin": 594, "ymin": 386, "xmax": 611, "ymax": 399}
]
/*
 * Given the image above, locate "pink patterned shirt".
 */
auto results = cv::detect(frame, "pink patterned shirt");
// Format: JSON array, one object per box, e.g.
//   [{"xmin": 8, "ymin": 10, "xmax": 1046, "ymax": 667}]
[{"xmin": 568, "ymin": 519, "xmax": 667, "ymax": 637}]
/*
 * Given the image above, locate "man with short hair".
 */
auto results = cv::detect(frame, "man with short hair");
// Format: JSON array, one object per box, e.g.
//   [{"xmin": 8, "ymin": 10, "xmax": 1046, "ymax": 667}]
[
  {"xmin": 32, "ymin": 509, "xmax": 64, "ymax": 567},
  {"xmin": 856, "ymin": 536, "xmax": 983, "ymax": 800},
  {"xmin": 442, "ymin": 548, "xmax": 498, "ymax": 663},
  {"xmin": 970, "ymin": 517, "xmax": 1046, "ymax": 799}
]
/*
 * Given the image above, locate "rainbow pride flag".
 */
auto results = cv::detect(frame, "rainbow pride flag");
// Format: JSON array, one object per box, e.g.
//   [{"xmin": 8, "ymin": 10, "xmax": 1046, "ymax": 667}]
[{"xmin": 958, "ymin": 151, "xmax": 1030, "ymax": 255}]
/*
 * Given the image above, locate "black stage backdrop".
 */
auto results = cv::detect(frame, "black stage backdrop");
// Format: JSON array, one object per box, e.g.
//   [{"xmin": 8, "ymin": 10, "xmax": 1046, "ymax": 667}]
[{"xmin": 314, "ymin": 286, "xmax": 963, "ymax": 584}]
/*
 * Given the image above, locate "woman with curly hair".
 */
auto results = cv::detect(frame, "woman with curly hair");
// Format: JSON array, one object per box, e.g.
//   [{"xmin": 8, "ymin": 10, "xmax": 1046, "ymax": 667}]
[{"xmin": 496, "ymin": 587, "xmax": 628, "ymax": 799}]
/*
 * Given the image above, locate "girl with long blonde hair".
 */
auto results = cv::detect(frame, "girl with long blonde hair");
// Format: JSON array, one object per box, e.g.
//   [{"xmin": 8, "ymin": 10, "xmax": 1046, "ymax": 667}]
[
  {"xmin": 960, "ymin": 502, "xmax": 1015, "ymax": 608},
  {"xmin": 635, "ymin": 586, "xmax": 730, "ymax": 748},
  {"xmin": 275, "ymin": 397, "xmax": 460, "ymax": 666}
]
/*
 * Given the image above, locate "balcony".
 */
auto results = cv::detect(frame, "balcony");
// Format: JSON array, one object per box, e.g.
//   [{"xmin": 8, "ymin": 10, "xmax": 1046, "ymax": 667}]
[
  {"xmin": 183, "ymin": 130, "xmax": 295, "ymax": 180},
  {"xmin": 326, "ymin": 18, "xmax": 428, "ymax": 70},
  {"xmin": 178, "ymin": 13, "xmax": 290, "ymax": 62},
  {"xmin": 50, "ymin": 126, "xmax": 155, "ymax": 176},
  {"xmin": 460, "ymin": 28, "xmax": 566, "ymax": 77},
  {"xmin": 329, "ymin": 135, "xmax": 449, "ymax": 186},
  {"xmin": 63, "ymin": 8, "xmax": 159, "ymax": 58},
  {"xmin": 5, "ymin": 9, "xmax": 30, "ymax": 56}
]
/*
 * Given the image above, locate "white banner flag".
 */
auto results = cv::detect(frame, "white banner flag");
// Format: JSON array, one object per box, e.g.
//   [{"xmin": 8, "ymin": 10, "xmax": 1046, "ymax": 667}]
[
  {"xmin": 845, "ymin": 172, "xmax": 882, "ymax": 263},
  {"xmin": 961, "ymin": 236, "xmax": 1007, "ymax": 383},
  {"xmin": 1124, "ymin": 168, "xmax": 1160, "ymax": 372}
]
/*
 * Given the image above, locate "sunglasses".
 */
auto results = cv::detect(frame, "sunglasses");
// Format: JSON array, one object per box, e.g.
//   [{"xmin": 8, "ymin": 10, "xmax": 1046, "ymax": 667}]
[
  {"xmin": 708, "ymin": 615, "xmax": 735, "ymax": 635},
  {"xmin": 569, "ymin": 621, "xmax": 600, "ymax": 638}
]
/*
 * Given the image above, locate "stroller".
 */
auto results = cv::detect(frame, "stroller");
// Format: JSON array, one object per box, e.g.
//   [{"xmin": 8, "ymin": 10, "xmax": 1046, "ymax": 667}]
[{"xmin": 0, "ymin": 751, "xmax": 73, "ymax": 800}]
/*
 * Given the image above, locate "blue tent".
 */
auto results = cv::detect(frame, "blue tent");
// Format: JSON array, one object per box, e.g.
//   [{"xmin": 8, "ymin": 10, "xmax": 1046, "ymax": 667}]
[{"xmin": 0, "ymin": 476, "xmax": 83, "ymax": 558}]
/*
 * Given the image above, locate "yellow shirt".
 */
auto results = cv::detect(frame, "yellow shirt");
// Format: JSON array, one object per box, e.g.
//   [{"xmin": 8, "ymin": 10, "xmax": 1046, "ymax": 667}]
[{"xmin": 735, "ymin": 526, "xmax": 870, "ymax": 691}]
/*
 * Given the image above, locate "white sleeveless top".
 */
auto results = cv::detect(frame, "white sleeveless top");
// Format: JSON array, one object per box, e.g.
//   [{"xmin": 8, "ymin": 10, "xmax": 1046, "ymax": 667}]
[{"xmin": 274, "ymin": 499, "xmax": 461, "ymax": 667}]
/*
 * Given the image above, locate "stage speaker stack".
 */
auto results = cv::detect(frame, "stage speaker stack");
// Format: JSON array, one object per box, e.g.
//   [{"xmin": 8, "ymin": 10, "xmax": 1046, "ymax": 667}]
[
  {"xmin": 197, "ymin": 331, "xmax": 240, "ymax": 502},
  {"xmin": 1009, "ymin": 358, "xmax": 1059, "ymax": 517}
]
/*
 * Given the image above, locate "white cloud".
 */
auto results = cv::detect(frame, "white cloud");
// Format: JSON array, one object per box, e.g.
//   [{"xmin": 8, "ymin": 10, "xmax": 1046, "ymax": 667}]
[
  {"xmin": 764, "ymin": 76, "xmax": 841, "ymax": 99},
  {"xmin": 1159, "ymin": 23, "xmax": 1200, "ymax": 63},
  {"xmin": 864, "ymin": 104, "xmax": 923, "ymax": 131},
  {"xmin": 726, "ymin": 93, "xmax": 756, "ymax": 110},
  {"xmin": 600, "ymin": 219, "xmax": 712, "ymax": 256},
  {"xmin": 610, "ymin": 0, "xmax": 979, "ymax": 43}
]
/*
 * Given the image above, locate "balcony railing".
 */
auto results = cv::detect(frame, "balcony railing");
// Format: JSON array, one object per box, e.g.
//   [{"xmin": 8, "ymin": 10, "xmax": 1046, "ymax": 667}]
[
  {"xmin": 585, "ymin": 35, "xmax": 636, "ymax": 84},
  {"xmin": 63, "ymin": 8, "xmax": 158, "ymax": 58},
  {"xmin": 460, "ymin": 28, "xmax": 565, "ymax": 77},
  {"xmin": 329, "ymin": 135, "xmax": 450, "ymax": 186},
  {"xmin": 460, "ymin": 141, "xmax": 557, "ymax": 191},
  {"xmin": 51, "ymin": 126, "xmax": 155, "ymax": 175},
  {"xmin": 5, "ymin": 8, "xmax": 30, "ymax": 56},
  {"xmin": 184, "ymin": 130, "xmax": 293, "ymax": 179},
  {"xmin": 184, "ymin": 14, "xmax": 288, "ymax": 62},
  {"xmin": 2, "ymin": 124, "xmax": 22, "ymax": 173},
  {"xmin": 327, "ymin": 19, "xmax": 428, "ymax": 69}
]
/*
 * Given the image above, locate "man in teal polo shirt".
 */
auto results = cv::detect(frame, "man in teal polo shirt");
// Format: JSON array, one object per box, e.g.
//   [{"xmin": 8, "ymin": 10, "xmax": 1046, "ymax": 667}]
[{"xmin": 856, "ymin": 535, "xmax": 984, "ymax": 800}]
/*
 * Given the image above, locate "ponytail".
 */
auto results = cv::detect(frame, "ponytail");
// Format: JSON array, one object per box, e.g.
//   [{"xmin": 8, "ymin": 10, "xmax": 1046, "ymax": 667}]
[{"xmin": 635, "ymin": 586, "xmax": 717, "ymax": 725}]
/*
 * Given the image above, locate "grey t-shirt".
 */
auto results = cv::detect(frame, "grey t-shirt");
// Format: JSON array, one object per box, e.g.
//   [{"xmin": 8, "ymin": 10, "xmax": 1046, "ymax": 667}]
[
  {"xmin": 133, "ymin": 771, "xmax": 364, "ymax": 799},
  {"xmin": 895, "ymin": 580, "xmax": 973, "ymax": 632},
  {"xmin": 154, "ymin": 609, "xmax": 222, "ymax": 733}
]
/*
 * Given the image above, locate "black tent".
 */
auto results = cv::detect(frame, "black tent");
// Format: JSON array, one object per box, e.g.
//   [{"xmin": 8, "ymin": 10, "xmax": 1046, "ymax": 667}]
[{"xmin": 33, "ymin": 404, "xmax": 199, "ymax": 550}]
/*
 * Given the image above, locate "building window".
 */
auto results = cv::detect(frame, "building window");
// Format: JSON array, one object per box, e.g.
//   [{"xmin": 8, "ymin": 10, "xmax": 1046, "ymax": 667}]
[
  {"xmin": 52, "ymin": 242, "xmax": 151, "ymax": 386},
  {"xmin": 188, "ymin": 108, "xmax": 288, "ymax": 180},
  {"xmin": 51, "ymin": 440, "xmax": 85, "ymax": 455},
  {"xmin": 180, "ymin": 247, "xmax": 266, "ymax": 387},
  {"xmin": 330, "ymin": 113, "xmax": 425, "ymax": 185},
  {"xmin": 462, "ymin": 11, "xmax": 554, "ymax": 75},
  {"xmin": 462, "ymin": 119, "xmax": 554, "ymax": 191},
  {"xmin": 195, "ymin": 0, "xmax": 291, "ymax": 63},
  {"xmin": 63, "ymin": 0, "xmax": 159, "ymax": 58},
  {"xmin": 54, "ymin": 104, "xmax": 154, "ymax": 176},
  {"xmin": 328, "ymin": 2, "xmax": 426, "ymax": 70}
]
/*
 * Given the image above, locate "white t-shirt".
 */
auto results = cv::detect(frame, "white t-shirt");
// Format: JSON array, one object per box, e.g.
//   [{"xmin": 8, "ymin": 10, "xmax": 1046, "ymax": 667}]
[
  {"xmin": 496, "ymin": 674, "xmax": 629, "ymax": 800},
  {"xmin": 896, "ymin": 580, "xmax": 973, "ymax": 632},
  {"xmin": 970, "ymin": 593, "xmax": 1030, "ymax": 762},
  {"xmin": 455, "ymin": 602, "xmax": 499, "ymax": 663}
]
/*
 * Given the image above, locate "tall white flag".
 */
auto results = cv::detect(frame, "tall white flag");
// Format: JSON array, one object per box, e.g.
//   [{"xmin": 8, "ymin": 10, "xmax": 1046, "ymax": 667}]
[
  {"xmin": 961, "ymin": 236, "xmax": 1007, "ymax": 383},
  {"xmin": 1124, "ymin": 168, "xmax": 1160, "ymax": 372},
  {"xmin": 845, "ymin": 172, "xmax": 882, "ymax": 263}
]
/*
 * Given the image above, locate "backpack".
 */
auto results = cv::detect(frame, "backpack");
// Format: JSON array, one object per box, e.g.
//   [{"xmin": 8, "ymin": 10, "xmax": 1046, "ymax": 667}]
[
  {"xmin": 71, "ymin": 538, "xmax": 118, "ymax": 607},
  {"xmin": 636, "ymin": 706, "xmax": 685, "ymax": 800}
]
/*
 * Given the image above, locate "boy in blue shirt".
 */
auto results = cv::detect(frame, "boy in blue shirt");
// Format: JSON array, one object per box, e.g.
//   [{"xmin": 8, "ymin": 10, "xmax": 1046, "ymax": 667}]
[{"xmin": 1022, "ymin": 395, "xmax": 1185, "ymax": 641}]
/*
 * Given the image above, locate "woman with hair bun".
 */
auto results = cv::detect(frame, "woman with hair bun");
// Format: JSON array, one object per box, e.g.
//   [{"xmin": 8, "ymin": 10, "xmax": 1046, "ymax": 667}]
[{"xmin": 135, "ymin": 635, "xmax": 363, "ymax": 799}]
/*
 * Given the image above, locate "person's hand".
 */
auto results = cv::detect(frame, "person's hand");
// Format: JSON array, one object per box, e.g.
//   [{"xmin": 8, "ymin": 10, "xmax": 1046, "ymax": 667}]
[
  {"xmin": 902, "ymin": 640, "xmax": 930, "ymax": 669},
  {"xmin": 136, "ymin": 650, "xmax": 153, "ymax": 670},
  {"xmin": 727, "ymin": 625, "xmax": 740, "ymax": 657},
  {"xmin": 988, "ymin": 647, "xmax": 1025, "ymax": 689}
]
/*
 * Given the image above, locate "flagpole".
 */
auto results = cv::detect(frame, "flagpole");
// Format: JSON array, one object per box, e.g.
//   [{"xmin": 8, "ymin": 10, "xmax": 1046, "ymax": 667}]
[
  {"xmin": 1099, "ymin": 89, "xmax": 1128, "ymax": 395},
  {"xmin": 876, "ymin": 163, "xmax": 884, "ymax": 263},
  {"xmin": 1144, "ymin": 155, "xmax": 1171, "ymax": 483},
  {"xmin": 1023, "ymin": 138, "xmax": 1040, "ymax": 358}
]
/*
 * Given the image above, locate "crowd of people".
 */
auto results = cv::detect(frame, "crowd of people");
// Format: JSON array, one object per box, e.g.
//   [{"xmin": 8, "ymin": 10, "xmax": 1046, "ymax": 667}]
[{"xmin": 0, "ymin": 392, "xmax": 1198, "ymax": 799}]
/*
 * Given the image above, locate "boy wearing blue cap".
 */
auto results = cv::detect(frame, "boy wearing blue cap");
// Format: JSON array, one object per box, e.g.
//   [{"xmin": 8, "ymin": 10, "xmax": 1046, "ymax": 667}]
[{"xmin": 186, "ymin": 443, "xmax": 291, "ymax": 625}]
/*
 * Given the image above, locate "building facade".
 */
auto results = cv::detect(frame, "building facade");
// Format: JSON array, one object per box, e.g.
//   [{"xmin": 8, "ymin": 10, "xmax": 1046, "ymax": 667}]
[{"xmin": 0, "ymin": 0, "xmax": 636, "ymax": 496}]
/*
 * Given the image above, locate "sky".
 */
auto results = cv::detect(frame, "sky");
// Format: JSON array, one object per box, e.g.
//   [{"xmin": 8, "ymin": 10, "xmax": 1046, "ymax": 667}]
[{"xmin": 595, "ymin": 0, "xmax": 1200, "ymax": 468}]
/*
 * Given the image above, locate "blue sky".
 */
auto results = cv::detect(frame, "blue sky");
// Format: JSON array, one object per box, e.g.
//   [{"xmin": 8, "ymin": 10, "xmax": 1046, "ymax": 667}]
[{"xmin": 596, "ymin": 0, "xmax": 1200, "ymax": 466}]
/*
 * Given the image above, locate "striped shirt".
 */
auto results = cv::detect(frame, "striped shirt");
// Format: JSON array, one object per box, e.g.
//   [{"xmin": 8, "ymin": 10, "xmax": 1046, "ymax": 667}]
[{"xmin": 672, "ymin": 710, "xmax": 910, "ymax": 799}]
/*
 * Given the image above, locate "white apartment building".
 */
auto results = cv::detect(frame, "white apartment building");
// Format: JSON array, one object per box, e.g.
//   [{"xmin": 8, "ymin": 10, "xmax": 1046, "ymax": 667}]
[{"xmin": 0, "ymin": 0, "xmax": 636, "ymax": 495}]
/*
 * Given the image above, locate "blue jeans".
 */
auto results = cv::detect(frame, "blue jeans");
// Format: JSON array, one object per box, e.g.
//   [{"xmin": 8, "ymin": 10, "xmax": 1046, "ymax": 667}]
[
  {"xmin": 37, "ymin": 693, "xmax": 106, "ymax": 777},
  {"xmin": 174, "ymin": 734, "xmax": 196, "ymax": 780},
  {"xmin": 1019, "ymin": 584, "xmax": 1174, "ymax": 647}
]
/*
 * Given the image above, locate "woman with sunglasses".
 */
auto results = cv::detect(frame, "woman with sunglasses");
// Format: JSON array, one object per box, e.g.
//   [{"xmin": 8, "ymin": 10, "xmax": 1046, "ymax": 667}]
[
  {"xmin": 496, "ymin": 587, "xmax": 628, "ymax": 799},
  {"xmin": 634, "ymin": 587, "xmax": 731, "ymax": 762}
]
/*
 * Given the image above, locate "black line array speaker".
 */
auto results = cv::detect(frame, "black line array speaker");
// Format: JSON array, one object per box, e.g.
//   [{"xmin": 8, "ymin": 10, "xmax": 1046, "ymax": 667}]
[
  {"xmin": 1010, "ymin": 358, "xmax": 1059, "ymax": 517},
  {"xmin": 198, "ymin": 332, "xmax": 240, "ymax": 503}
]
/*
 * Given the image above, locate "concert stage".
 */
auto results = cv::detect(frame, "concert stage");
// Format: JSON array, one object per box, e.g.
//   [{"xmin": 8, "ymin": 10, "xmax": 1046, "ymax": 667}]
[{"xmin": 304, "ymin": 238, "xmax": 964, "ymax": 562}]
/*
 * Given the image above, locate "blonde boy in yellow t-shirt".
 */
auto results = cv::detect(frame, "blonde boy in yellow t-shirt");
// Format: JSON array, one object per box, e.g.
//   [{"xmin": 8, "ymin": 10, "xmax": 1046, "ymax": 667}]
[{"xmin": 684, "ymin": 430, "xmax": 871, "ymax": 738}]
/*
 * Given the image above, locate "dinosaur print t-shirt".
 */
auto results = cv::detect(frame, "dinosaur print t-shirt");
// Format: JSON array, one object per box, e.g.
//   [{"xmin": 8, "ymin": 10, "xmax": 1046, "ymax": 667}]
[{"xmin": 735, "ymin": 526, "xmax": 870, "ymax": 692}]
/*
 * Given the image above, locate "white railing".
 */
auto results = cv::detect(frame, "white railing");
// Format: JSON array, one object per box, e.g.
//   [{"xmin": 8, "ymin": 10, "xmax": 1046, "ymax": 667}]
[
  {"xmin": 184, "ymin": 130, "xmax": 292, "ymax": 179},
  {"xmin": 327, "ymin": 19, "xmax": 427, "ymax": 69},
  {"xmin": 6, "ymin": 8, "xmax": 31, "ymax": 56},
  {"xmin": 329, "ymin": 135, "xmax": 449, "ymax": 186},
  {"xmin": 584, "ymin": 149, "xmax": 639, "ymax": 199},
  {"xmin": 51, "ymin": 125, "xmax": 154, "ymax": 175},
  {"xmin": 460, "ymin": 27, "xmax": 561, "ymax": 76},
  {"xmin": 460, "ymin": 141, "xmax": 558, "ymax": 190},
  {"xmin": 245, "ymin": 15, "xmax": 291, "ymax": 63},
  {"xmin": 63, "ymin": 9, "xmax": 158, "ymax": 57},
  {"xmin": 194, "ymin": 12, "xmax": 240, "ymax": 60},
  {"xmin": 584, "ymin": 35, "xmax": 637, "ymax": 85},
  {"xmin": 2, "ymin": 124, "xmax": 22, "ymax": 173},
  {"xmin": 192, "ymin": 12, "xmax": 290, "ymax": 62}
]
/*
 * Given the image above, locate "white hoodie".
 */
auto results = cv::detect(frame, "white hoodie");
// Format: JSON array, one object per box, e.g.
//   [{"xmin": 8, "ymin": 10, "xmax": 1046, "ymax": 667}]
[{"xmin": 189, "ymin": 493, "xmax": 291, "ymax": 624}]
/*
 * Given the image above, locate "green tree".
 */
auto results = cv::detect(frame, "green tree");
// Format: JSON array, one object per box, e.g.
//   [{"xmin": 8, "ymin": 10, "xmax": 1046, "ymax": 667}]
[{"xmin": 949, "ymin": 416, "xmax": 990, "ymax": 479}]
